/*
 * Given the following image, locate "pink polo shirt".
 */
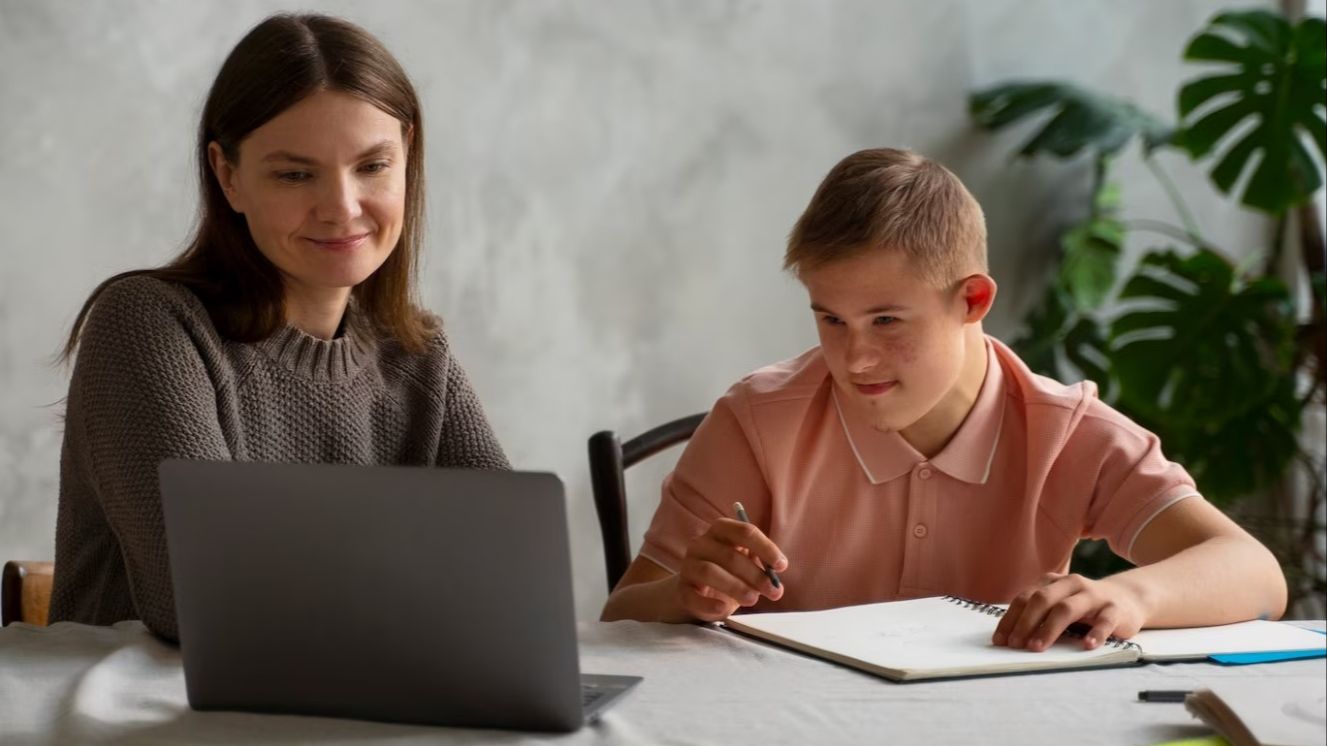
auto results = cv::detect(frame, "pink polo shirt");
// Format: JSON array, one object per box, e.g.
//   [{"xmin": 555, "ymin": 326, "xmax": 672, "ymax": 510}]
[{"xmin": 638, "ymin": 337, "xmax": 1200, "ymax": 611}]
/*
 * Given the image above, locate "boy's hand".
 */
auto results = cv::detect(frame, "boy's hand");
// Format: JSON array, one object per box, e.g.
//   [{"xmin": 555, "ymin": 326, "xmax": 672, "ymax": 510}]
[
  {"xmin": 673, "ymin": 518, "xmax": 787, "ymax": 622},
  {"xmin": 991, "ymin": 572, "xmax": 1149, "ymax": 652}
]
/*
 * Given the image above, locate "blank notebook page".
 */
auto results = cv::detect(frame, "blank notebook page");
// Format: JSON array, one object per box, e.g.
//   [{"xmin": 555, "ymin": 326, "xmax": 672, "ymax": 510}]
[
  {"xmin": 1131, "ymin": 620, "xmax": 1327, "ymax": 661},
  {"xmin": 727, "ymin": 597, "xmax": 1130, "ymax": 673}
]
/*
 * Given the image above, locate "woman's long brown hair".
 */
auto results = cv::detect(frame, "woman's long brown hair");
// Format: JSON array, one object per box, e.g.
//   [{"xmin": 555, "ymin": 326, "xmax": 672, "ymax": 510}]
[{"xmin": 60, "ymin": 13, "xmax": 434, "ymax": 363}]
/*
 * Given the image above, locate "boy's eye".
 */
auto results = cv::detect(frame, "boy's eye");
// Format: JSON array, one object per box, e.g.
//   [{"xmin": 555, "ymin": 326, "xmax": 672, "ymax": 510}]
[
  {"xmin": 818, "ymin": 315, "xmax": 844, "ymax": 326},
  {"xmin": 275, "ymin": 170, "xmax": 312, "ymax": 184},
  {"xmin": 874, "ymin": 316, "xmax": 898, "ymax": 326}
]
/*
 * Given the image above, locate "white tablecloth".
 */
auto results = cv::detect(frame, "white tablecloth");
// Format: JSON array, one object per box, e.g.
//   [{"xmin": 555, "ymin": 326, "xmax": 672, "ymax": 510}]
[{"xmin": 2, "ymin": 619, "xmax": 1324, "ymax": 745}]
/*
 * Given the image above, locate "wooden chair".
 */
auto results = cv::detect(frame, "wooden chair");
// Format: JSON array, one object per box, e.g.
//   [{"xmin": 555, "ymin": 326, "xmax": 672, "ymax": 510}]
[
  {"xmin": 588, "ymin": 413, "xmax": 705, "ymax": 593},
  {"xmin": 2, "ymin": 560, "xmax": 55, "ymax": 626}
]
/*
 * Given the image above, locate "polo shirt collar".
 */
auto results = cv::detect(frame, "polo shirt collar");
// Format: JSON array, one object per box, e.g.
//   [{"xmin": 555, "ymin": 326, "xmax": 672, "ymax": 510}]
[{"xmin": 832, "ymin": 339, "xmax": 1005, "ymax": 486}]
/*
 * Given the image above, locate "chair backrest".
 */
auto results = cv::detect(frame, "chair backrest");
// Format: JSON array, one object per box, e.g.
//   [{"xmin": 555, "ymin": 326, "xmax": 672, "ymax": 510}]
[
  {"xmin": 2, "ymin": 560, "xmax": 55, "ymax": 626},
  {"xmin": 588, "ymin": 413, "xmax": 705, "ymax": 592}
]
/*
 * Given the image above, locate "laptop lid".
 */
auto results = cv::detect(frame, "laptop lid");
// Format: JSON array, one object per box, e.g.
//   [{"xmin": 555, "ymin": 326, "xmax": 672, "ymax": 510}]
[{"xmin": 159, "ymin": 460, "xmax": 585, "ymax": 732}]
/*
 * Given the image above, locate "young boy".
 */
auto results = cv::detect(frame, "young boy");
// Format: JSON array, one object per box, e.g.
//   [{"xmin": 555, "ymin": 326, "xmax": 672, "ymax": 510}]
[{"xmin": 601, "ymin": 148, "xmax": 1287, "ymax": 652}]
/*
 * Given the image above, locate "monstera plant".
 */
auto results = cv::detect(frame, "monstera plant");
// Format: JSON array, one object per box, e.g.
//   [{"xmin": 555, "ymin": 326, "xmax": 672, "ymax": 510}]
[{"xmin": 970, "ymin": 8, "xmax": 1326, "ymax": 610}]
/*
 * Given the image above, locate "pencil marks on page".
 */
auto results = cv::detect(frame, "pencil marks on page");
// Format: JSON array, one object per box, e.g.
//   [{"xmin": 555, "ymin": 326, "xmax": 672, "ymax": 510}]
[
  {"xmin": 867, "ymin": 624, "xmax": 934, "ymax": 643},
  {"xmin": 1284, "ymin": 694, "xmax": 1327, "ymax": 726}
]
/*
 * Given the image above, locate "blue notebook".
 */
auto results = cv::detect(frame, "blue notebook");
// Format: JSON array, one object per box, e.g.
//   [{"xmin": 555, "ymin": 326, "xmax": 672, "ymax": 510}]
[
  {"xmin": 1210, "ymin": 649, "xmax": 1324, "ymax": 665},
  {"xmin": 1209, "ymin": 630, "xmax": 1326, "ymax": 665},
  {"xmin": 1131, "ymin": 621, "xmax": 1326, "ymax": 664}
]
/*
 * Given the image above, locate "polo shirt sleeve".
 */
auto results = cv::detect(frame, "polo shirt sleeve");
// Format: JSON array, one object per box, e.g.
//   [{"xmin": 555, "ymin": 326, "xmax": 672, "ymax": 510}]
[
  {"xmin": 1076, "ymin": 399, "xmax": 1201, "ymax": 563},
  {"xmin": 638, "ymin": 386, "xmax": 773, "ymax": 574}
]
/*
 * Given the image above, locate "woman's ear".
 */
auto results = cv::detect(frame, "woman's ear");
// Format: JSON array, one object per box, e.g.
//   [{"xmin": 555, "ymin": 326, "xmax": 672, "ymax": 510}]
[
  {"xmin": 207, "ymin": 142, "xmax": 244, "ymax": 214},
  {"xmin": 957, "ymin": 273, "xmax": 998, "ymax": 324}
]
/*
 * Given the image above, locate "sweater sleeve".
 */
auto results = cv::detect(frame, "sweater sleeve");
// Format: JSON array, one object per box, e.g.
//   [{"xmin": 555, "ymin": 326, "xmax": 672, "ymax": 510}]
[
  {"xmin": 66, "ymin": 278, "xmax": 233, "ymax": 641},
  {"xmin": 435, "ymin": 352, "xmax": 511, "ymax": 470}
]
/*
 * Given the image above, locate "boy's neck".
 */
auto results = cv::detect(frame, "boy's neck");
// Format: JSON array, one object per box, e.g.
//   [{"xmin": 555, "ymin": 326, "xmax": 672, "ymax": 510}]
[{"xmin": 899, "ymin": 327, "xmax": 989, "ymax": 458}]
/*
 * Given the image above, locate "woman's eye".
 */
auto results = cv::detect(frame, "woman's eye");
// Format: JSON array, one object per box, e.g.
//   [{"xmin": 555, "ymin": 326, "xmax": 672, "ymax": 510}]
[
  {"xmin": 275, "ymin": 171, "xmax": 311, "ymax": 184},
  {"xmin": 360, "ymin": 161, "xmax": 390, "ymax": 174}
]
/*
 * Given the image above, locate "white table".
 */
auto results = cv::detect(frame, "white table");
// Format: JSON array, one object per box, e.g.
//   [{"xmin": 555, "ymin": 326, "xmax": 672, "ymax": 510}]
[{"xmin": 2, "ymin": 619, "xmax": 1323, "ymax": 745}]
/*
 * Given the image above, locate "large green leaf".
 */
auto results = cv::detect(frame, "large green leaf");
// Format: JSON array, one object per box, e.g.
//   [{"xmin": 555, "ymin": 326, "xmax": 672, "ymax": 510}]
[
  {"xmin": 1108, "ymin": 248, "xmax": 1297, "ymax": 429},
  {"xmin": 1071, "ymin": 538, "xmax": 1133, "ymax": 579},
  {"xmin": 1011, "ymin": 181, "xmax": 1121, "ymax": 384},
  {"xmin": 1012, "ymin": 285, "xmax": 1071, "ymax": 379},
  {"xmin": 970, "ymin": 82, "xmax": 1173, "ymax": 158},
  {"xmin": 1198, "ymin": 376, "xmax": 1300, "ymax": 502},
  {"xmin": 1060, "ymin": 211, "xmax": 1124, "ymax": 312},
  {"xmin": 1177, "ymin": 11, "xmax": 1326, "ymax": 214},
  {"xmin": 1132, "ymin": 377, "xmax": 1301, "ymax": 504},
  {"xmin": 1107, "ymin": 247, "xmax": 1303, "ymax": 503},
  {"xmin": 1062, "ymin": 315, "xmax": 1111, "ymax": 391},
  {"xmin": 1010, "ymin": 286, "xmax": 1111, "ymax": 389}
]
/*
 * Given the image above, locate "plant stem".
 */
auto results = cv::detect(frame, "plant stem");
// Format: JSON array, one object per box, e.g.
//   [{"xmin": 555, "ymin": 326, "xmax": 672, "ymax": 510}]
[
  {"xmin": 1293, "ymin": 447, "xmax": 1326, "ymax": 616},
  {"xmin": 1266, "ymin": 213, "xmax": 1289, "ymax": 278},
  {"xmin": 1091, "ymin": 156, "xmax": 1107, "ymax": 218},
  {"xmin": 1144, "ymin": 156, "xmax": 1203, "ymax": 242},
  {"xmin": 1296, "ymin": 201, "xmax": 1326, "ymax": 390},
  {"xmin": 1121, "ymin": 218, "xmax": 1237, "ymax": 259}
]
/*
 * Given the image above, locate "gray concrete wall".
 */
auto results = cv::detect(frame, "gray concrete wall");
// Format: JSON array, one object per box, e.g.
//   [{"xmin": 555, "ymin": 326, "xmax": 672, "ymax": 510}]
[{"xmin": 0, "ymin": 0, "xmax": 1288, "ymax": 620}]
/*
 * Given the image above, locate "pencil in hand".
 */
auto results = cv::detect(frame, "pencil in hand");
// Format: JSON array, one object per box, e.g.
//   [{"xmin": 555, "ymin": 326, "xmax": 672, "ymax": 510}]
[{"xmin": 733, "ymin": 501, "xmax": 781, "ymax": 589}]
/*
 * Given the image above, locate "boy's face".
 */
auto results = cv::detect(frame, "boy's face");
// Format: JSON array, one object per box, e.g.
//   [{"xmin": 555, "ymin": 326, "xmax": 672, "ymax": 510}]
[{"xmin": 801, "ymin": 249, "xmax": 978, "ymax": 434}]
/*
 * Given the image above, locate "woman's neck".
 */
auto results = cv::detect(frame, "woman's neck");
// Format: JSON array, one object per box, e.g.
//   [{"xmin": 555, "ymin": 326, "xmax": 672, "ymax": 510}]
[{"xmin": 283, "ymin": 283, "xmax": 352, "ymax": 340}]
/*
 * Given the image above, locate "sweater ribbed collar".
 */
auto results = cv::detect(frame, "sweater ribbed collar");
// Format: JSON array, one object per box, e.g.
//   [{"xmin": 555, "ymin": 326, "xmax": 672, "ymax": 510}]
[{"xmin": 257, "ymin": 309, "xmax": 377, "ymax": 383}]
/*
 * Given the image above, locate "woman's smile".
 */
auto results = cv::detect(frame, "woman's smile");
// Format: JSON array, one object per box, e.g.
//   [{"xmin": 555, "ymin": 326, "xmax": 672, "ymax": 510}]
[{"xmin": 304, "ymin": 232, "xmax": 371, "ymax": 251}]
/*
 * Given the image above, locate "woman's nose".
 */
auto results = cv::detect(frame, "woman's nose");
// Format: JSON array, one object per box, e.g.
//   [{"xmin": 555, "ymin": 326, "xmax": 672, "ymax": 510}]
[{"xmin": 315, "ymin": 173, "xmax": 363, "ymax": 224}]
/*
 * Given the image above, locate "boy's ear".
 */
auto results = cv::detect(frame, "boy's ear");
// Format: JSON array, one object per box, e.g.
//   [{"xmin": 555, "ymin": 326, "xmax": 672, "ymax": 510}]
[
  {"xmin": 957, "ymin": 273, "xmax": 997, "ymax": 324},
  {"xmin": 207, "ymin": 141, "xmax": 244, "ymax": 214}
]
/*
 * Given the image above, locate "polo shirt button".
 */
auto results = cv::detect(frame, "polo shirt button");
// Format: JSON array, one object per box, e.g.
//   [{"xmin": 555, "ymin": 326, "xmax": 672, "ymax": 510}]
[
  {"xmin": 918, "ymin": 467, "xmax": 933, "ymax": 480},
  {"xmin": 912, "ymin": 523, "xmax": 928, "ymax": 538}
]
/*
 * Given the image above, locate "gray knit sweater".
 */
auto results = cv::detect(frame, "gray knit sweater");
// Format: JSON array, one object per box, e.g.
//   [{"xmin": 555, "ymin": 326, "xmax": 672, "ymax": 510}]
[{"xmin": 50, "ymin": 276, "xmax": 510, "ymax": 641}]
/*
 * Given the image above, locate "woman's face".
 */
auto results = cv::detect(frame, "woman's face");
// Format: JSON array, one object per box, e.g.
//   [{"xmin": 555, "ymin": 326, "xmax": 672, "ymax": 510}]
[{"xmin": 209, "ymin": 90, "xmax": 408, "ymax": 295}]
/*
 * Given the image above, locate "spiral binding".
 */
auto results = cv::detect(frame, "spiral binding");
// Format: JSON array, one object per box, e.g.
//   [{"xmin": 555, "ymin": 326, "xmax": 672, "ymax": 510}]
[
  {"xmin": 944, "ymin": 595, "xmax": 1006, "ymax": 617},
  {"xmin": 943, "ymin": 596, "xmax": 1141, "ymax": 652}
]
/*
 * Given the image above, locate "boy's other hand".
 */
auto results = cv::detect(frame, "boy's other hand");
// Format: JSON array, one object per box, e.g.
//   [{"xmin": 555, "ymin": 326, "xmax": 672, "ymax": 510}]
[
  {"xmin": 990, "ymin": 572, "xmax": 1148, "ymax": 652},
  {"xmin": 674, "ymin": 518, "xmax": 788, "ymax": 622}
]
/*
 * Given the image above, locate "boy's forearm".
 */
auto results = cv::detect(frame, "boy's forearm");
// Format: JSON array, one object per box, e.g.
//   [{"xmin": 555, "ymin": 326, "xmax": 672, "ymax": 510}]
[
  {"xmin": 1106, "ymin": 535, "xmax": 1288, "ymax": 628},
  {"xmin": 600, "ymin": 575, "xmax": 693, "ymax": 623}
]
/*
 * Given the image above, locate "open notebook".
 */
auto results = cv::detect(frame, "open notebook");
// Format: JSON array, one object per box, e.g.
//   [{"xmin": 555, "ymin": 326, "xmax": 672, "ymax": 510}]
[{"xmin": 721, "ymin": 596, "xmax": 1326, "ymax": 682}]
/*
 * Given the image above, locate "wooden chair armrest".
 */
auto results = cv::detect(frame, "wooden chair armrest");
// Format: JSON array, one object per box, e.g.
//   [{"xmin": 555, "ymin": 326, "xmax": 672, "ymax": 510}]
[{"xmin": 2, "ymin": 560, "xmax": 55, "ymax": 627}]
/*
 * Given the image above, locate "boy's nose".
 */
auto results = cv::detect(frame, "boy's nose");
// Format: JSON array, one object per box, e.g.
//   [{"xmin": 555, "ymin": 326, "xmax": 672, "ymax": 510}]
[{"xmin": 845, "ymin": 334, "xmax": 881, "ymax": 373}]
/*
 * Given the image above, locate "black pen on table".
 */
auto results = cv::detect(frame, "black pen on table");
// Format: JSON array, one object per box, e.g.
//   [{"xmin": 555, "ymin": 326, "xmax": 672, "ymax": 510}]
[
  {"xmin": 733, "ymin": 501, "xmax": 781, "ymax": 589},
  {"xmin": 1137, "ymin": 690, "xmax": 1192, "ymax": 703}
]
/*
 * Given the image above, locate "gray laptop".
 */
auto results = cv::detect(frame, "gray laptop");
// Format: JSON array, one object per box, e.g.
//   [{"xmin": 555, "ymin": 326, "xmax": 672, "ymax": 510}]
[{"xmin": 158, "ymin": 460, "xmax": 640, "ymax": 732}]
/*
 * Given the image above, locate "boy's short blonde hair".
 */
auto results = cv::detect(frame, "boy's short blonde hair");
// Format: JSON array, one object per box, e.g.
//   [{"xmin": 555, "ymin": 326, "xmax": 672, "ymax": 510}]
[{"xmin": 784, "ymin": 148, "xmax": 987, "ymax": 286}]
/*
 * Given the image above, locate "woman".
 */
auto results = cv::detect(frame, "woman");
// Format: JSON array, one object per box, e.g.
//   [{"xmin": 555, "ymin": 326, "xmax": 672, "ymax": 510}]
[{"xmin": 49, "ymin": 14, "xmax": 509, "ymax": 641}]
